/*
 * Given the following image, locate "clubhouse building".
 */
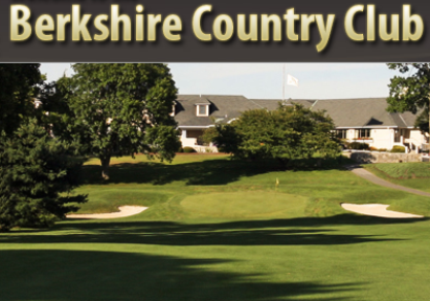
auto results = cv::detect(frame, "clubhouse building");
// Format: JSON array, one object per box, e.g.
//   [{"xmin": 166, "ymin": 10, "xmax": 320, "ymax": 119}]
[{"xmin": 172, "ymin": 95, "xmax": 429, "ymax": 154}]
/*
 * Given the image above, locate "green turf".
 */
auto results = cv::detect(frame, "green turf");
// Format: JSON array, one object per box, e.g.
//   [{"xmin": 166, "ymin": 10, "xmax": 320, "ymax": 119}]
[
  {"xmin": 1, "ymin": 154, "xmax": 430, "ymax": 301},
  {"xmin": 365, "ymin": 162, "xmax": 430, "ymax": 193}
]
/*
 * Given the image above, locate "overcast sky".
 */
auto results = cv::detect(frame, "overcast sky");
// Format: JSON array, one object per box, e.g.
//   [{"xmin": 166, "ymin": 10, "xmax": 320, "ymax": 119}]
[{"xmin": 40, "ymin": 63, "xmax": 403, "ymax": 100}]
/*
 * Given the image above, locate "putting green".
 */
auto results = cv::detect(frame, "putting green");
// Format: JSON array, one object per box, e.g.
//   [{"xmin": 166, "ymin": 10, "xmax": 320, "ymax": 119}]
[{"xmin": 180, "ymin": 191, "xmax": 308, "ymax": 218}]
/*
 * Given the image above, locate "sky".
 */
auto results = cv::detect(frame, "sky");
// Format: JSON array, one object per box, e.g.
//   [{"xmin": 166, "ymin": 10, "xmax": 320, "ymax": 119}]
[{"xmin": 39, "ymin": 63, "xmax": 403, "ymax": 100}]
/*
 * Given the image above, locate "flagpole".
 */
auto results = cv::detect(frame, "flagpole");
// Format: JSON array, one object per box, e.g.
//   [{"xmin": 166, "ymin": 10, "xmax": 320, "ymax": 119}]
[{"xmin": 282, "ymin": 64, "xmax": 285, "ymax": 101}]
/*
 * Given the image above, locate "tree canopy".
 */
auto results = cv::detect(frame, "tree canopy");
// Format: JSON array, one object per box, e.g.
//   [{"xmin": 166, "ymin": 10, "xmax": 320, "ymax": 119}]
[
  {"xmin": 213, "ymin": 104, "xmax": 340, "ymax": 165},
  {"xmin": 0, "ymin": 120, "xmax": 86, "ymax": 231},
  {"xmin": 0, "ymin": 64, "xmax": 42, "ymax": 135},
  {"xmin": 387, "ymin": 63, "xmax": 430, "ymax": 133},
  {"xmin": 0, "ymin": 64, "xmax": 86, "ymax": 231},
  {"xmin": 42, "ymin": 63, "xmax": 181, "ymax": 179}
]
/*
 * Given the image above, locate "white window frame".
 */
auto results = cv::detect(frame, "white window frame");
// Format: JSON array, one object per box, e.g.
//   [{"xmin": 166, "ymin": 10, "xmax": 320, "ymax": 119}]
[
  {"xmin": 196, "ymin": 104, "xmax": 209, "ymax": 117},
  {"xmin": 336, "ymin": 129, "xmax": 348, "ymax": 139},
  {"xmin": 355, "ymin": 129, "xmax": 371, "ymax": 139}
]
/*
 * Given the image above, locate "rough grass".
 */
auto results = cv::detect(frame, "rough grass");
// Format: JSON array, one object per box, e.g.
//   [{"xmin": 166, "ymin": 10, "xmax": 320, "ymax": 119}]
[
  {"xmin": 1, "ymin": 154, "xmax": 430, "ymax": 301},
  {"xmin": 366, "ymin": 162, "xmax": 430, "ymax": 193}
]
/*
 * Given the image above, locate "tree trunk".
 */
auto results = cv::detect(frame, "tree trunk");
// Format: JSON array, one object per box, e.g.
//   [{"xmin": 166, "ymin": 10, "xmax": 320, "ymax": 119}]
[{"xmin": 100, "ymin": 156, "xmax": 111, "ymax": 180}]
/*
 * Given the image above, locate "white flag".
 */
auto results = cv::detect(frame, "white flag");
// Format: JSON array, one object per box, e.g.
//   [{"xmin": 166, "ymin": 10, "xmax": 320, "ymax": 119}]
[{"xmin": 287, "ymin": 74, "xmax": 299, "ymax": 87}]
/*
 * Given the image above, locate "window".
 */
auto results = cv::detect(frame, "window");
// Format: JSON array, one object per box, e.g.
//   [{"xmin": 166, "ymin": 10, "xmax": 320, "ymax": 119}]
[
  {"xmin": 356, "ymin": 129, "xmax": 371, "ymax": 139},
  {"xmin": 336, "ymin": 129, "xmax": 347, "ymax": 139},
  {"xmin": 196, "ymin": 104, "xmax": 209, "ymax": 116},
  {"xmin": 199, "ymin": 105, "xmax": 206, "ymax": 115}
]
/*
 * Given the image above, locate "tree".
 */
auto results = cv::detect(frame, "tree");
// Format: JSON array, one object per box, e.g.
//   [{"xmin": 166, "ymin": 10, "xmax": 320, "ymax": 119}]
[
  {"xmin": 201, "ymin": 127, "xmax": 219, "ymax": 145},
  {"xmin": 43, "ymin": 64, "xmax": 181, "ymax": 180},
  {"xmin": 0, "ymin": 119, "xmax": 87, "ymax": 232},
  {"xmin": 214, "ymin": 104, "xmax": 340, "ymax": 165},
  {"xmin": 387, "ymin": 63, "xmax": 430, "ymax": 134},
  {"xmin": 0, "ymin": 64, "xmax": 42, "ymax": 135},
  {"xmin": 0, "ymin": 64, "xmax": 86, "ymax": 231}
]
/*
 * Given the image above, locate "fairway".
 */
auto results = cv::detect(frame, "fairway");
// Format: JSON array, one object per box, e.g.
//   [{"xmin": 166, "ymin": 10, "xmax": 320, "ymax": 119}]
[
  {"xmin": 1, "ymin": 154, "xmax": 430, "ymax": 301},
  {"xmin": 181, "ymin": 192, "xmax": 308, "ymax": 218}
]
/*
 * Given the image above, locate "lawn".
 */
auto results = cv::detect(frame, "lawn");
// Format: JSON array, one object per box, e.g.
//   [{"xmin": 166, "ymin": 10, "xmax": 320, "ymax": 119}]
[
  {"xmin": 1, "ymin": 154, "xmax": 430, "ymax": 301},
  {"xmin": 365, "ymin": 162, "xmax": 430, "ymax": 193}
]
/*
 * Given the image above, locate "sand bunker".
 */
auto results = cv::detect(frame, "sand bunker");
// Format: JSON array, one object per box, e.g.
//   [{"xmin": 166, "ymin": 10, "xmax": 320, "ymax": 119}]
[
  {"xmin": 341, "ymin": 203, "xmax": 424, "ymax": 219},
  {"xmin": 67, "ymin": 206, "xmax": 148, "ymax": 219}
]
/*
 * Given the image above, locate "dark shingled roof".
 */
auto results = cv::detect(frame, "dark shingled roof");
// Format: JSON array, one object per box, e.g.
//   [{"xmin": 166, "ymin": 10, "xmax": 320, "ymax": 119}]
[
  {"xmin": 174, "ymin": 95, "xmax": 421, "ymax": 128},
  {"xmin": 249, "ymin": 99, "xmax": 286, "ymax": 111},
  {"xmin": 309, "ymin": 98, "xmax": 419, "ymax": 128},
  {"xmin": 285, "ymin": 99, "xmax": 317, "ymax": 108},
  {"xmin": 249, "ymin": 99, "xmax": 316, "ymax": 110},
  {"xmin": 174, "ymin": 95, "xmax": 263, "ymax": 126}
]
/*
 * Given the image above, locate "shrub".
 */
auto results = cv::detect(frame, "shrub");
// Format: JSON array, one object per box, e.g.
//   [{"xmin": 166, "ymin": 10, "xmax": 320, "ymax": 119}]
[
  {"xmin": 202, "ymin": 127, "xmax": 219, "ymax": 145},
  {"xmin": 183, "ymin": 147, "xmax": 197, "ymax": 153},
  {"xmin": 391, "ymin": 146, "xmax": 406, "ymax": 153},
  {"xmin": 369, "ymin": 146, "xmax": 378, "ymax": 151},
  {"xmin": 341, "ymin": 142, "xmax": 351, "ymax": 150},
  {"xmin": 349, "ymin": 142, "xmax": 369, "ymax": 150},
  {"xmin": 378, "ymin": 148, "xmax": 387, "ymax": 152},
  {"xmin": 214, "ymin": 104, "xmax": 340, "ymax": 165}
]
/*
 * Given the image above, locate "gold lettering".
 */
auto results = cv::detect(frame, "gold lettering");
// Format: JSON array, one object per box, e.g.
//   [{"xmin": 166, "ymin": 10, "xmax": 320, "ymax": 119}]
[
  {"xmin": 10, "ymin": 5, "xmax": 32, "ymax": 41},
  {"xmin": 213, "ymin": 15, "xmax": 234, "ymax": 41},
  {"xmin": 261, "ymin": 15, "xmax": 281, "ymax": 41},
  {"xmin": 35, "ymin": 15, "xmax": 55, "ymax": 41},
  {"xmin": 345, "ymin": 5, "xmax": 364, "ymax": 41}
]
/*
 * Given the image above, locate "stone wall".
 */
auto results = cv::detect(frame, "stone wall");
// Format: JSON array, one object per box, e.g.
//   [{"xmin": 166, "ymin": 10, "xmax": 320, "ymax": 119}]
[{"xmin": 343, "ymin": 151, "xmax": 422, "ymax": 163}]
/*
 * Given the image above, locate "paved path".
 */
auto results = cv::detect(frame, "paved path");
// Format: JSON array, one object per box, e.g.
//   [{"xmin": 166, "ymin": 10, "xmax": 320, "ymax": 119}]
[{"xmin": 346, "ymin": 165, "xmax": 430, "ymax": 198}]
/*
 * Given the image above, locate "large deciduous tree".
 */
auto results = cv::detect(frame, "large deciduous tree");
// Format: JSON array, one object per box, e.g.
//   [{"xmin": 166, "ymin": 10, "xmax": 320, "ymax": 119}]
[
  {"xmin": 43, "ymin": 63, "xmax": 181, "ymax": 180},
  {"xmin": 387, "ymin": 63, "xmax": 430, "ymax": 134},
  {"xmin": 213, "ymin": 104, "xmax": 340, "ymax": 165}
]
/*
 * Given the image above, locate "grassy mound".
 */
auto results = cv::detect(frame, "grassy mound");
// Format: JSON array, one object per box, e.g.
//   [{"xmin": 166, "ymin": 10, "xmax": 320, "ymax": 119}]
[
  {"xmin": 366, "ymin": 162, "xmax": 430, "ymax": 193},
  {"xmin": 371, "ymin": 162, "xmax": 430, "ymax": 179}
]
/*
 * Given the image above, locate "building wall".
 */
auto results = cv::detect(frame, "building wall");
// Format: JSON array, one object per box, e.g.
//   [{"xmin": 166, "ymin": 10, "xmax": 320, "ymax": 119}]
[
  {"xmin": 370, "ymin": 129, "xmax": 393, "ymax": 150},
  {"xmin": 343, "ymin": 128, "xmax": 427, "ymax": 151},
  {"xmin": 343, "ymin": 128, "xmax": 393, "ymax": 149},
  {"xmin": 179, "ymin": 128, "xmax": 205, "ymax": 148},
  {"xmin": 409, "ymin": 130, "xmax": 427, "ymax": 144}
]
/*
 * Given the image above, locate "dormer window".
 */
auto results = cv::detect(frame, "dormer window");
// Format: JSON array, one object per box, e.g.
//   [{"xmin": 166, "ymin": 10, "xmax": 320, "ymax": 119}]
[{"xmin": 196, "ymin": 104, "xmax": 209, "ymax": 117}]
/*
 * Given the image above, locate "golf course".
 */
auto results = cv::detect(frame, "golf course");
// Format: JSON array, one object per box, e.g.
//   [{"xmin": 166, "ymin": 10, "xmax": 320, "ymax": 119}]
[
  {"xmin": 1, "ymin": 154, "xmax": 430, "ymax": 301},
  {"xmin": 366, "ymin": 162, "xmax": 430, "ymax": 193}
]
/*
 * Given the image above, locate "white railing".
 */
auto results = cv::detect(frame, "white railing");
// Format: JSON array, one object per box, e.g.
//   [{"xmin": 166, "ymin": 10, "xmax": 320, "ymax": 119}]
[
  {"xmin": 192, "ymin": 146, "xmax": 219, "ymax": 153},
  {"xmin": 405, "ymin": 138, "xmax": 424, "ymax": 154}
]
